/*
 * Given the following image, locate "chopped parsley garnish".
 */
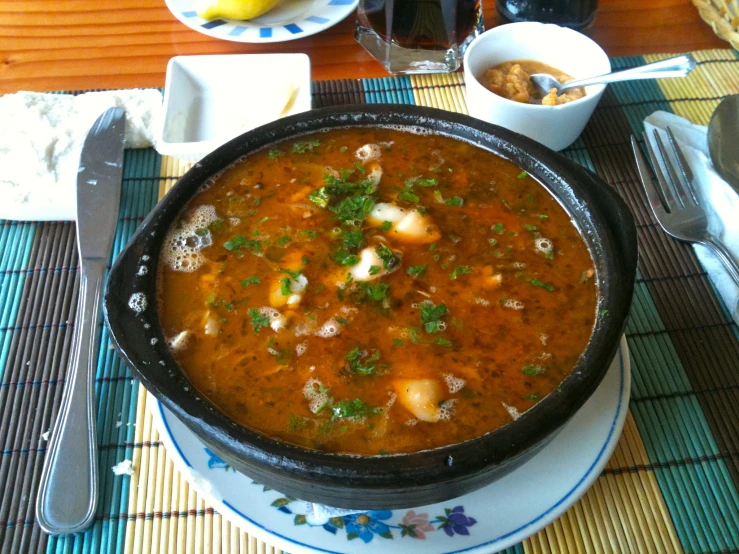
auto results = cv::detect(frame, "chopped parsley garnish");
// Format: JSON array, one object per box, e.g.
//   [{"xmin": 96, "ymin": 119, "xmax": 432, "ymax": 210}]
[
  {"xmin": 353, "ymin": 161, "xmax": 366, "ymax": 174},
  {"xmin": 420, "ymin": 301, "xmax": 448, "ymax": 334},
  {"xmin": 492, "ymin": 223, "xmax": 505, "ymax": 235},
  {"xmin": 276, "ymin": 236, "xmax": 291, "ymax": 246},
  {"xmin": 522, "ymin": 364, "xmax": 546, "ymax": 376},
  {"xmin": 445, "ymin": 196, "xmax": 464, "ymax": 207},
  {"xmin": 333, "ymin": 249, "xmax": 359, "ymax": 267},
  {"xmin": 365, "ymin": 282, "xmax": 389, "ymax": 301},
  {"xmin": 526, "ymin": 194, "xmax": 534, "ymax": 204},
  {"xmin": 248, "ymin": 308, "xmax": 270, "ymax": 335},
  {"xmin": 517, "ymin": 171, "xmax": 528, "ymax": 179},
  {"xmin": 429, "ymin": 243, "xmax": 436, "ymax": 251},
  {"xmin": 450, "ymin": 265, "xmax": 472, "ymax": 280},
  {"xmin": 340, "ymin": 145, "xmax": 348, "ymax": 153},
  {"xmin": 523, "ymin": 223, "xmax": 538, "ymax": 231},
  {"xmin": 345, "ymin": 347, "xmax": 382, "ymax": 375},
  {"xmin": 528, "ymin": 278, "xmax": 555, "ymax": 291},
  {"xmin": 406, "ymin": 265, "xmax": 427, "ymax": 278},
  {"xmin": 280, "ymin": 277, "xmax": 292, "ymax": 296},
  {"xmin": 435, "ymin": 337, "xmax": 453, "ymax": 347},
  {"xmin": 292, "ymin": 139, "xmax": 320, "ymax": 153},
  {"xmin": 299, "ymin": 230, "xmax": 319, "ymax": 238},
  {"xmin": 268, "ymin": 149, "xmax": 282, "ymax": 159},
  {"xmin": 380, "ymin": 221, "xmax": 392, "ymax": 232},
  {"xmin": 342, "ymin": 229, "xmax": 366, "ymax": 251},
  {"xmin": 405, "ymin": 177, "xmax": 438, "ymax": 187},
  {"xmin": 521, "ymin": 393, "xmax": 540, "ymax": 400},
  {"xmin": 368, "ymin": 265, "xmax": 381, "ymax": 276},
  {"xmin": 488, "ymin": 238, "xmax": 498, "ymax": 246},
  {"xmin": 332, "ymin": 194, "xmax": 376, "ymax": 226},
  {"xmin": 240, "ymin": 275, "xmax": 261, "ymax": 288},
  {"xmin": 601, "ymin": 309, "xmax": 610, "ymax": 316},
  {"xmin": 331, "ymin": 399, "xmax": 381, "ymax": 421},
  {"xmin": 223, "ymin": 235, "xmax": 262, "ymax": 255},
  {"xmin": 257, "ymin": 216, "xmax": 269, "ymax": 224},
  {"xmin": 336, "ymin": 317, "xmax": 349, "ymax": 325},
  {"xmin": 398, "ymin": 190, "xmax": 420, "ymax": 203},
  {"xmin": 375, "ymin": 242, "xmax": 400, "ymax": 269},
  {"xmin": 392, "ymin": 339, "xmax": 403, "ymax": 347},
  {"xmin": 433, "ymin": 190, "xmax": 444, "ymax": 204},
  {"xmin": 535, "ymin": 213, "xmax": 549, "ymax": 219}
]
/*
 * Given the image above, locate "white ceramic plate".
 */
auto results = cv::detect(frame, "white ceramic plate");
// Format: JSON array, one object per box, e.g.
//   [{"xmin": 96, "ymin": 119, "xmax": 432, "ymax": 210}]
[
  {"xmin": 165, "ymin": 0, "xmax": 358, "ymax": 43},
  {"xmin": 150, "ymin": 336, "xmax": 629, "ymax": 554}
]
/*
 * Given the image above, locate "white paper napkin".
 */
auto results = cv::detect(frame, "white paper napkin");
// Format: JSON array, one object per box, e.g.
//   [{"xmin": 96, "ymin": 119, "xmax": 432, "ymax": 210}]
[
  {"xmin": 0, "ymin": 89, "xmax": 162, "ymax": 221},
  {"xmin": 644, "ymin": 110, "xmax": 739, "ymax": 324}
]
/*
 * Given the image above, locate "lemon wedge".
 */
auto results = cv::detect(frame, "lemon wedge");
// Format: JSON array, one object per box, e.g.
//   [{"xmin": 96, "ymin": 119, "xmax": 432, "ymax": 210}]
[{"xmin": 196, "ymin": 0, "xmax": 282, "ymax": 20}]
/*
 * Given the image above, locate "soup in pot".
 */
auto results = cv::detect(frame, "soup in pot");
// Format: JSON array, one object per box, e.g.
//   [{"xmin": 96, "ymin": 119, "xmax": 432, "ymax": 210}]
[{"xmin": 158, "ymin": 128, "xmax": 597, "ymax": 455}]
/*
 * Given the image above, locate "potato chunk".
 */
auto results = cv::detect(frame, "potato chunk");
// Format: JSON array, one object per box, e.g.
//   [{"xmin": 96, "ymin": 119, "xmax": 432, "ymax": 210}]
[{"xmin": 393, "ymin": 379, "xmax": 443, "ymax": 422}]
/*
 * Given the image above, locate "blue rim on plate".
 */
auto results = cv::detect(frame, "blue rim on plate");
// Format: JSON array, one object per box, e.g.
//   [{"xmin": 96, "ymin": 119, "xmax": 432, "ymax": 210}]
[
  {"xmin": 165, "ymin": 0, "xmax": 359, "ymax": 43},
  {"xmin": 151, "ymin": 337, "xmax": 629, "ymax": 554}
]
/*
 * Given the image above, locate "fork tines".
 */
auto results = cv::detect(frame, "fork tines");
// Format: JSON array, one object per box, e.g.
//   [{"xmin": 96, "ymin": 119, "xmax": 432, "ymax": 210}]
[{"xmin": 641, "ymin": 126, "xmax": 699, "ymax": 212}]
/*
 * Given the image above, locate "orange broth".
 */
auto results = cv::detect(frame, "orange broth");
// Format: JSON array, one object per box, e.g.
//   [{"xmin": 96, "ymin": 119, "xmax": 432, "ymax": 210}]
[{"xmin": 158, "ymin": 128, "xmax": 597, "ymax": 455}]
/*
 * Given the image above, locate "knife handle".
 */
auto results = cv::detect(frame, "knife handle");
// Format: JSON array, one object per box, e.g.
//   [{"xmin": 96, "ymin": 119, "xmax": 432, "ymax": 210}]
[{"xmin": 36, "ymin": 258, "xmax": 105, "ymax": 535}]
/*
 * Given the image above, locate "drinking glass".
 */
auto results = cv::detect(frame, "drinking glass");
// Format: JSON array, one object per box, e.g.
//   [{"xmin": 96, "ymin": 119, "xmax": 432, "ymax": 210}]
[{"xmin": 355, "ymin": 0, "xmax": 484, "ymax": 74}]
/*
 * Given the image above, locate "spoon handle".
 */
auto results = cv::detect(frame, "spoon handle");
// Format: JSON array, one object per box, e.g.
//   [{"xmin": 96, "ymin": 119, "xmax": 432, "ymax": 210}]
[{"xmin": 559, "ymin": 54, "xmax": 697, "ymax": 93}]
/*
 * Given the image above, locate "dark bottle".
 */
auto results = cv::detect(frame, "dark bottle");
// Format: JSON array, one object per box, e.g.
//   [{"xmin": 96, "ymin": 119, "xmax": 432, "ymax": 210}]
[{"xmin": 496, "ymin": 0, "xmax": 598, "ymax": 31}]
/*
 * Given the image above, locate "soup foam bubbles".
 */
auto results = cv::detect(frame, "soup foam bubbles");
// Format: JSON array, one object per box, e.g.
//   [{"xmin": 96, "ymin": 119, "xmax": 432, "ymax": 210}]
[{"xmin": 162, "ymin": 205, "xmax": 219, "ymax": 272}]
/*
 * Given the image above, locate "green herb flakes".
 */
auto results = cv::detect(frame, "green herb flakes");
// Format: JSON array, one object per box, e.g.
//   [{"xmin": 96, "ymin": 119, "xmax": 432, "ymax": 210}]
[
  {"xmin": 398, "ymin": 190, "xmax": 420, "ymax": 203},
  {"xmin": 392, "ymin": 339, "xmax": 403, "ymax": 347},
  {"xmin": 450, "ymin": 265, "xmax": 472, "ymax": 280},
  {"xmin": 522, "ymin": 364, "xmax": 546, "ymax": 376},
  {"xmin": 240, "ymin": 275, "xmax": 261, "ymax": 288},
  {"xmin": 488, "ymin": 238, "xmax": 498, "ymax": 246},
  {"xmin": 299, "ymin": 230, "xmax": 319, "ymax": 238},
  {"xmin": 380, "ymin": 221, "xmax": 392, "ymax": 232},
  {"xmin": 331, "ymin": 399, "xmax": 381, "ymax": 421},
  {"xmin": 523, "ymin": 223, "xmax": 538, "ymax": 231},
  {"xmin": 521, "ymin": 393, "xmax": 540, "ymax": 400},
  {"xmin": 420, "ymin": 301, "xmax": 448, "ymax": 334},
  {"xmin": 248, "ymin": 308, "xmax": 270, "ymax": 335},
  {"xmin": 333, "ymin": 249, "xmax": 359, "ymax": 267},
  {"xmin": 368, "ymin": 265, "xmax": 381, "ymax": 276},
  {"xmin": 345, "ymin": 347, "xmax": 382, "ymax": 375},
  {"xmin": 375, "ymin": 242, "xmax": 400, "ymax": 270},
  {"xmin": 406, "ymin": 265, "xmax": 427, "ymax": 278},
  {"xmin": 435, "ymin": 337, "xmax": 453, "ymax": 347},
  {"xmin": 445, "ymin": 196, "xmax": 464, "ymax": 207},
  {"xmin": 292, "ymin": 140, "xmax": 320, "ymax": 153},
  {"xmin": 517, "ymin": 171, "xmax": 528, "ymax": 179},
  {"xmin": 268, "ymin": 149, "xmax": 282, "ymax": 159},
  {"xmin": 528, "ymin": 278, "xmax": 555, "ymax": 292},
  {"xmin": 492, "ymin": 223, "xmax": 505, "ymax": 235},
  {"xmin": 342, "ymin": 228, "xmax": 366, "ymax": 251}
]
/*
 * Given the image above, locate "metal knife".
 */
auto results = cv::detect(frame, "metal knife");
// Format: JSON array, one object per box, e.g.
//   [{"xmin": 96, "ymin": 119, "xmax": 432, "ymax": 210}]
[{"xmin": 36, "ymin": 107, "xmax": 126, "ymax": 535}]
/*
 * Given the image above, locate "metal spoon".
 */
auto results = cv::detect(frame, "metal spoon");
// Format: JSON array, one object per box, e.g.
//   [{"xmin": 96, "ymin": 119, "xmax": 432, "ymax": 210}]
[
  {"xmin": 707, "ymin": 94, "xmax": 739, "ymax": 195},
  {"xmin": 530, "ymin": 54, "xmax": 697, "ymax": 97}
]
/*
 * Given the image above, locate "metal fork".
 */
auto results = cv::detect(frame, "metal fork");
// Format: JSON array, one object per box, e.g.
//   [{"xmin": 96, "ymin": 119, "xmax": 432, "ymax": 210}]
[{"xmin": 631, "ymin": 128, "xmax": 739, "ymax": 287}]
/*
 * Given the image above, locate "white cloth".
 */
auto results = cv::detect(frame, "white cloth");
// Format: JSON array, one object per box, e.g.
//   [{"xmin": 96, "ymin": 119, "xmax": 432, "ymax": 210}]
[
  {"xmin": 0, "ymin": 89, "xmax": 162, "ymax": 221},
  {"xmin": 644, "ymin": 111, "xmax": 739, "ymax": 324}
]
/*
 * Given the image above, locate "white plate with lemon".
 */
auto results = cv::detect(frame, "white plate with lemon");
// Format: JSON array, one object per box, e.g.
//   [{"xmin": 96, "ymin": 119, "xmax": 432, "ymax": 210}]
[{"xmin": 166, "ymin": 0, "xmax": 358, "ymax": 43}]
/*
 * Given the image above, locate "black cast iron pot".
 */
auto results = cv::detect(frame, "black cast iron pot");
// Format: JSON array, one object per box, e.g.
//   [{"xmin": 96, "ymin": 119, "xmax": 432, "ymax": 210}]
[{"xmin": 104, "ymin": 105, "xmax": 637, "ymax": 509}]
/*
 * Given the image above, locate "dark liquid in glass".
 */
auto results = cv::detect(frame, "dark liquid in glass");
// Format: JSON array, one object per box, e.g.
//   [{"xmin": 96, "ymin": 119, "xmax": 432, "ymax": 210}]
[
  {"xmin": 358, "ymin": 0, "xmax": 481, "ymax": 50},
  {"xmin": 496, "ymin": 0, "xmax": 598, "ymax": 31}
]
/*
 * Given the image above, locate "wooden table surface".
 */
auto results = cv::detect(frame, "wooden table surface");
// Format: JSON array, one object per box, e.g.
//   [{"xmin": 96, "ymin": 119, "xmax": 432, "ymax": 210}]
[{"xmin": 0, "ymin": 0, "xmax": 728, "ymax": 94}]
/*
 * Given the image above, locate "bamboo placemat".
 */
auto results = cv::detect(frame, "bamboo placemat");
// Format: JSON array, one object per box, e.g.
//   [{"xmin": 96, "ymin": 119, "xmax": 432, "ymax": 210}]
[{"xmin": 1, "ymin": 48, "xmax": 738, "ymax": 554}]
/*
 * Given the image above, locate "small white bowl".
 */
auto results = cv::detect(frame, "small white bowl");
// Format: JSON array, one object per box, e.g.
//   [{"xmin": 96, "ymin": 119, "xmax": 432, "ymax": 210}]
[
  {"xmin": 463, "ymin": 23, "xmax": 610, "ymax": 151},
  {"xmin": 157, "ymin": 54, "xmax": 312, "ymax": 162}
]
